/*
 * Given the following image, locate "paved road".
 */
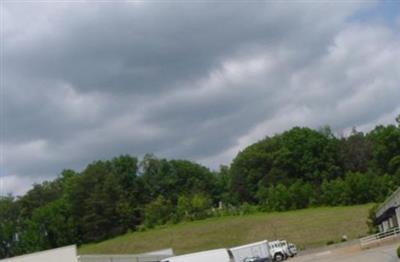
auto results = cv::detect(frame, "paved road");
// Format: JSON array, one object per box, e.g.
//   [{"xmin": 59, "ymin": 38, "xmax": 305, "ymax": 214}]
[{"xmin": 291, "ymin": 243, "xmax": 399, "ymax": 262}]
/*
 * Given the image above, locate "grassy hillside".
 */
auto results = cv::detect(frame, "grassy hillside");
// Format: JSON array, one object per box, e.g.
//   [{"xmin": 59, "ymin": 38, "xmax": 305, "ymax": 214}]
[{"xmin": 79, "ymin": 204, "xmax": 373, "ymax": 255}]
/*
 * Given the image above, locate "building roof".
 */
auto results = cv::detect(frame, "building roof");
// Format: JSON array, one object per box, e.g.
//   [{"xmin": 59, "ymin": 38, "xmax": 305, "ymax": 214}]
[{"xmin": 376, "ymin": 187, "xmax": 400, "ymax": 221}]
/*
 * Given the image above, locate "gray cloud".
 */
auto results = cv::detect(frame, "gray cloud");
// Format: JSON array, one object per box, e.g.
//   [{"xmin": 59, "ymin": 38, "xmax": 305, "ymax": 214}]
[{"xmin": 1, "ymin": 1, "xmax": 399, "ymax": 195}]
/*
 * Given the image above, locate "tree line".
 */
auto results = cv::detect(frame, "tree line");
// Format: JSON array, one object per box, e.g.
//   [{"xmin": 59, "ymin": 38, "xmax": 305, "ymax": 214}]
[{"xmin": 1, "ymin": 117, "xmax": 400, "ymax": 258}]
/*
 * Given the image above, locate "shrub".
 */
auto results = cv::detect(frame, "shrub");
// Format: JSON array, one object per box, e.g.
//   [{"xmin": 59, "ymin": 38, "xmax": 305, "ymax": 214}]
[
  {"xmin": 397, "ymin": 246, "xmax": 400, "ymax": 258},
  {"xmin": 366, "ymin": 204, "xmax": 379, "ymax": 234},
  {"xmin": 190, "ymin": 193, "xmax": 212, "ymax": 219},
  {"xmin": 326, "ymin": 240, "xmax": 335, "ymax": 245},
  {"xmin": 239, "ymin": 203, "xmax": 259, "ymax": 215},
  {"xmin": 176, "ymin": 194, "xmax": 212, "ymax": 221},
  {"xmin": 143, "ymin": 196, "xmax": 173, "ymax": 228}
]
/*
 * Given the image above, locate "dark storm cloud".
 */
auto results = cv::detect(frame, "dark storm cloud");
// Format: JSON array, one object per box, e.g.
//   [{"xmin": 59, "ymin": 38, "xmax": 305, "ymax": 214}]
[
  {"xmin": 1, "ymin": 1, "xmax": 400, "ymax": 195},
  {"xmin": 4, "ymin": 2, "xmax": 356, "ymax": 94}
]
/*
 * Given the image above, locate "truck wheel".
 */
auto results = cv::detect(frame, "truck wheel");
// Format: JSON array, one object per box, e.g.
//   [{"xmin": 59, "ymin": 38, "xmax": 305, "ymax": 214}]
[{"xmin": 274, "ymin": 253, "xmax": 284, "ymax": 261}]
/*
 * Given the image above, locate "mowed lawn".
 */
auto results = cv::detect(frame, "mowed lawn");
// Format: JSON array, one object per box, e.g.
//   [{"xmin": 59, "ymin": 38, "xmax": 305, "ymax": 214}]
[{"xmin": 79, "ymin": 204, "xmax": 373, "ymax": 255}]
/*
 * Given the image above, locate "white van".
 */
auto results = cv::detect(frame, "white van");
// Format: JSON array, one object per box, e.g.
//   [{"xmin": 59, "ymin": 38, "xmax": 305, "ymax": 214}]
[
  {"xmin": 161, "ymin": 248, "xmax": 231, "ymax": 262},
  {"xmin": 230, "ymin": 240, "xmax": 271, "ymax": 262}
]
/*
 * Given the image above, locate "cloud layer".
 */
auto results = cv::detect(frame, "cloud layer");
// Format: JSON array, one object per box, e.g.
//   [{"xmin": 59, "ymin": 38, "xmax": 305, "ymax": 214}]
[{"xmin": 1, "ymin": 1, "xmax": 400, "ymax": 195}]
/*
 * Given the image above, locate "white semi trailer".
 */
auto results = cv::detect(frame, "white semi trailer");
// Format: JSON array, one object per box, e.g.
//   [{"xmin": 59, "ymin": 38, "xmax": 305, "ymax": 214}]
[
  {"xmin": 161, "ymin": 240, "xmax": 273, "ymax": 262},
  {"xmin": 230, "ymin": 240, "xmax": 271, "ymax": 262}
]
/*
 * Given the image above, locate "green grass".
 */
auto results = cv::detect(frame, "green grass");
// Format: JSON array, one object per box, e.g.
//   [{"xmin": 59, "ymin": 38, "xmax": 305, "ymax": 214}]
[{"xmin": 79, "ymin": 204, "xmax": 373, "ymax": 255}]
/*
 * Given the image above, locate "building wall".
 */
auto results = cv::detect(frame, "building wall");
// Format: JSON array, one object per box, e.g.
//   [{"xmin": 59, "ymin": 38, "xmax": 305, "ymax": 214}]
[
  {"xmin": 396, "ymin": 207, "xmax": 400, "ymax": 227},
  {"xmin": 1, "ymin": 245, "xmax": 77, "ymax": 262},
  {"xmin": 378, "ymin": 214, "xmax": 400, "ymax": 233}
]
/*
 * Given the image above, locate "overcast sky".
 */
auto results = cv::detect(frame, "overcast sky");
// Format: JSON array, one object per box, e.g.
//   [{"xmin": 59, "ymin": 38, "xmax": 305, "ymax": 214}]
[{"xmin": 1, "ymin": 1, "xmax": 400, "ymax": 196}]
